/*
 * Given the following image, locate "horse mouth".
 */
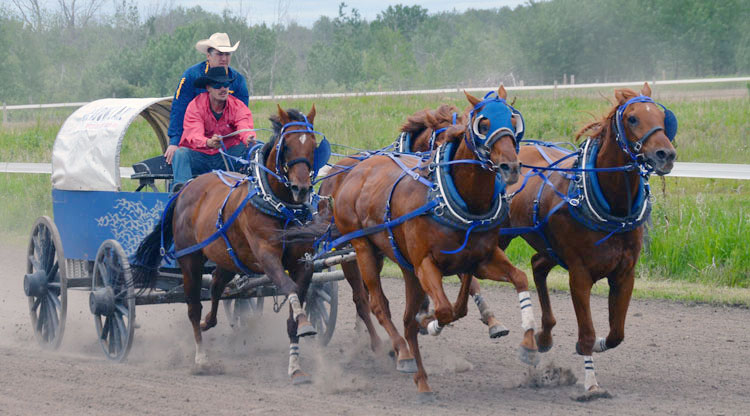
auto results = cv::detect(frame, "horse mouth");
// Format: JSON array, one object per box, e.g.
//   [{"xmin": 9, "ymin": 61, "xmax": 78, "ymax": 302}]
[{"xmin": 496, "ymin": 162, "xmax": 521, "ymax": 185}]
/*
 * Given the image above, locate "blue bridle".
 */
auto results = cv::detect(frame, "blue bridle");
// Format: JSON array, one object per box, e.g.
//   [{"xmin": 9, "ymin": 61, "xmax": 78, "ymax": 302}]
[
  {"xmin": 614, "ymin": 95, "xmax": 678, "ymax": 163},
  {"xmin": 274, "ymin": 115, "xmax": 332, "ymax": 186},
  {"xmin": 466, "ymin": 91, "xmax": 525, "ymax": 168}
]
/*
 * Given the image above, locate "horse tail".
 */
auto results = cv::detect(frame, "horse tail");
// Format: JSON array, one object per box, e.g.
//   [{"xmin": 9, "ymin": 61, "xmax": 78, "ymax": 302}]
[{"xmin": 131, "ymin": 198, "xmax": 177, "ymax": 291}]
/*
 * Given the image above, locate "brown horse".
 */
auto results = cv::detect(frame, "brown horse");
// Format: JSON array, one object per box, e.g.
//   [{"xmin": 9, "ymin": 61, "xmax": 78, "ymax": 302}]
[
  {"xmin": 313, "ymin": 87, "xmax": 538, "ymax": 400},
  {"xmin": 402, "ymin": 104, "xmax": 510, "ymax": 339},
  {"xmin": 132, "ymin": 106, "xmax": 325, "ymax": 384},
  {"xmin": 499, "ymin": 83, "xmax": 677, "ymax": 399}
]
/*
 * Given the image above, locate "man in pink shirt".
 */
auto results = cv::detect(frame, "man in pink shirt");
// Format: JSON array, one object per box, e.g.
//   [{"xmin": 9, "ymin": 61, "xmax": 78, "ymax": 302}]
[{"xmin": 171, "ymin": 66, "xmax": 256, "ymax": 191}]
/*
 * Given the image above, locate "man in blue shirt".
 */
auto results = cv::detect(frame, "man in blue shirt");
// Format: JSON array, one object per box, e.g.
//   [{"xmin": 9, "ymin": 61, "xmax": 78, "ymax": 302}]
[{"xmin": 165, "ymin": 32, "xmax": 250, "ymax": 164}]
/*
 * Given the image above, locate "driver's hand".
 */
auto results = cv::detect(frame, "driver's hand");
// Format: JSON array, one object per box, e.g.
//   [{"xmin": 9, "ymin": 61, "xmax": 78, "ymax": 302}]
[
  {"xmin": 207, "ymin": 135, "xmax": 222, "ymax": 149},
  {"xmin": 164, "ymin": 145, "xmax": 179, "ymax": 164}
]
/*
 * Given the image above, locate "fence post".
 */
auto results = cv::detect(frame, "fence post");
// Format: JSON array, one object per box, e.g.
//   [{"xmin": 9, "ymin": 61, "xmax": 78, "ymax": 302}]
[
  {"xmin": 571, "ymin": 74, "xmax": 575, "ymax": 85},
  {"xmin": 553, "ymin": 80, "xmax": 558, "ymax": 100},
  {"xmin": 2, "ymin": 102, "xmax": 6, "ymax": 125},
  {"xmin": 563, "ymin": 73, "xmax": 567, "ymax": 85}
]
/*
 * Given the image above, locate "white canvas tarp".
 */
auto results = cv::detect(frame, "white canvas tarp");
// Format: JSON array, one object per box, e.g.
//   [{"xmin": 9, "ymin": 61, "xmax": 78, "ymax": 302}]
[{"xmin": 51, "ymin": 97, "xmax": 171, "ymax": 191}]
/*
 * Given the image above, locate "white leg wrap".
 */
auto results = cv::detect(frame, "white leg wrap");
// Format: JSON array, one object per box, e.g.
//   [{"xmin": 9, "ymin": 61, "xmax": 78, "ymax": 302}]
[
  {"xmin": 593, "ymin": 337, "xmax": 608, "ymax": 353},
  {"xmin": 518, "ymin": 291, "xmax": 536, "ymax": 331},
  {"xmin": 288, "ymin": 343, "xmax": 301, "ymax": 377},
  {"xmin": 427, "ymin": 319, "xmax": 444, "ymax": 336},
  {"xmin": 195, "ymin": 342, "xmax": 208, "ymax": 366},
  {"xmin": 288, "ymin": 293, "xmax": 304, "ymax": 321},
  {"xmin": 583, "ymin": 355, "xmax": 598, "ymax": 390}
]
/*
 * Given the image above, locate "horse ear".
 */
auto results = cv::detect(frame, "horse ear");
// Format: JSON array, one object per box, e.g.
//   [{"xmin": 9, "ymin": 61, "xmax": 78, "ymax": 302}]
[
  {"xmin": 497, "ymin": 84, "xmax": 508, "ymax": 100},
  {"xmin": 640, "ymin": 82, "xmax": 652, "ymax": 97},
  {"xmin": 277, "ymin": 104, "xmax": 290, "ymax": 124},
  {"xmin": 614, "ymin": 89, "xmax": 629, "ymax": 105},
  {"xmin": 464, "ymin": 90, "xmax": 481, "ymax": 107},
  {"xmin": 307, "ymin": 104, "xmax": 316, "ymax": 124}
]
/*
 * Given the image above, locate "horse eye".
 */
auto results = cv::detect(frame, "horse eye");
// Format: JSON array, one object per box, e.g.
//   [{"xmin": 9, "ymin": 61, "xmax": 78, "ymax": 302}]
[
  {"xmin": 478, "ymin": 121, "xmax": 490, "ymax": 135},
  {"xmin": 628, "ymin": 116, "xmax": 638, "ymax": 126}
]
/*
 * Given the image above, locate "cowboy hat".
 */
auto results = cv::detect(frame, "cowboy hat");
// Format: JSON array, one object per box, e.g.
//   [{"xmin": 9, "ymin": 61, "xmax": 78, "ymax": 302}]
[
  {"xmin": 195, "ymin": 32, "xmax": 240, "ymax": 54},
  {"xmin": 193, "ymin": 66, "xmax": 236, "ymax": 89}
]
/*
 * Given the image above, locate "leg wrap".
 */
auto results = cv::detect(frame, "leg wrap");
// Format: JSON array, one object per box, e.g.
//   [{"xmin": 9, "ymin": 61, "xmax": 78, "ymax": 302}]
[
  {"xmin": 427, "ymin": 320, "xmax": 443, "ymax": 336},
  {"xmin": 593, "ymin": 337, "xmax": 608, "ymax": 353},
  {"xmin": 288, "ymin": 293, "xmax": 304, "ymax": 321},
  {"xmin": 288, "ymin": 343, "xmax": 301, "ymax": 377},
  {"xmin": 518, "ymin": 291, "xmax": 536, "ymax": 331},
  {"xmin": 473, "ymin": 294, "xmax": 495, "ymax": 324},
  {"xmin": 583, "ymin": 355, "xmax": 598, "ymax": 390}
]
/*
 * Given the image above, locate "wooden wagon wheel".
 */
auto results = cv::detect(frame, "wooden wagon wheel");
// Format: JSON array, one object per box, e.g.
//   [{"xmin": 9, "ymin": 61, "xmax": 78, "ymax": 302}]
[
  {"xmin": 24, "ymin": 216, "xmax": 68, "ymax": 350},
  {"xmin": 90, "ymin": 240, "xmax": 135, "ymax": 362},
  {"xmin": 306, "ymin": 280, "xmax": 338, "ymax": 346}
]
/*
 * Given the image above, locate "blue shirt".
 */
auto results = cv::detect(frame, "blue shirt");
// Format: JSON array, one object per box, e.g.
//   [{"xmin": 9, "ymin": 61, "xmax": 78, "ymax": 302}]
[{"xmin": 167, "ymin": 61, "xmax": 250, "ymax": 146}]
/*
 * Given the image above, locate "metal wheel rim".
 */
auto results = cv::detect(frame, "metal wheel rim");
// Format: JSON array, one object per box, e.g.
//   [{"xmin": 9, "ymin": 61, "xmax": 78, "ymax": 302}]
[
  {"xmin": 305, "ymin": 280, "xmax": 338, "ymax": 346},
  {"xmin": 26, "ymin": 216, "xmax": 67, "ymax": 350},
  {"xmin": 92, "ymin": 240, "xmax": 135, "ymax": 362}
]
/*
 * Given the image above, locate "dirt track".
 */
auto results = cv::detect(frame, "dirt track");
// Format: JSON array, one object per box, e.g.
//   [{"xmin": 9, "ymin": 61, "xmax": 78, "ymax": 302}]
[{"xmin": 2, "ymin": 241, "xmax": 749, "ymax": 416}]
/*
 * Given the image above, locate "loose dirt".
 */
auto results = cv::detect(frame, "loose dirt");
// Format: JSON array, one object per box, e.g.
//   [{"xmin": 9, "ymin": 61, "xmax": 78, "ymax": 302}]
[{"xmin": 2, "ymin": 240, "xmax": 749, "ymax": 415}]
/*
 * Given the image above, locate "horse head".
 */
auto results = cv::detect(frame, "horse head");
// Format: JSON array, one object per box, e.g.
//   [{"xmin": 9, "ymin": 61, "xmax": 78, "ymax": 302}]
[
  {"xmin": 463, "ymin": 85, "xmax": 522, "ymax": 185},
  {"xmin": 269, "ymin": 104, "xmax": 324, "ymax": 204},
  {"xmin": 613, "ymin": 83, "xmax": 677, "ymax": 175}
]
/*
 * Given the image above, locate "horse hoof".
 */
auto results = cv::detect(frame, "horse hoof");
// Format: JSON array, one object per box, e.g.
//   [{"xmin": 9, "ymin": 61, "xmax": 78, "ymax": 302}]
[
  {"xmin": 572, "ymin": 387, "xmax": 612, "ymax": 402},
  {"xmin": 190, "ymin": 361, "xmax": 224, "ymax": 376},
  {"xmin": 518, "ymin": 346, "xmax": 540, "ymax": 366},
  {"xmin": 291, "ymin": 371, "xmax": 312, "ymax": 386},
  {"xmin": 418, "ymin": 326, "xmax": 428, "ymax": 336},
  {"xmin": 489, "ymin": 324, "xmax": 509, "ymax": 339},
  {"xmin": 535, "ymin": 333, "xmax": 553, "ymax": 353},
  {"xmin": 416, "ymin": 391, "xmax": 436, "ymax": 404},
  {"xmin": 396, "ymin": 358, "xmax": 418, "ymax": 374},
  {"xmin": 296, "ymin": 324, "xmax": 317, "ymax": 337}
]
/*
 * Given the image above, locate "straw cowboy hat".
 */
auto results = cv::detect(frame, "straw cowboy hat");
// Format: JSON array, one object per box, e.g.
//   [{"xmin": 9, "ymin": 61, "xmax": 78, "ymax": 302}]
[{"xmin": 195, "ymin": 32, "xmax": 240, "ymax": 54}]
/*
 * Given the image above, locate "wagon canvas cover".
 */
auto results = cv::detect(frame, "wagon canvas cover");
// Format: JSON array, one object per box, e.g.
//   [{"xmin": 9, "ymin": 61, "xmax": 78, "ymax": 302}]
[{"xmin": 51, "ymin": 97, "xmax": 171, "ymax": 191}]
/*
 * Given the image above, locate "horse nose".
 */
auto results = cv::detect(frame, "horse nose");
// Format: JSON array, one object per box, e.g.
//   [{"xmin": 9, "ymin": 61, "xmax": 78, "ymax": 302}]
[
  {"xmin": 498, "ymin": 161, "xmax": 520, "ymax": 185},
  {"xmin": 290, "ymin": 184, "xmax": 312, "ymax": 203},
  {"xmin": 655, "ymin": 148, "xmax": 677, "ymax": 164}
]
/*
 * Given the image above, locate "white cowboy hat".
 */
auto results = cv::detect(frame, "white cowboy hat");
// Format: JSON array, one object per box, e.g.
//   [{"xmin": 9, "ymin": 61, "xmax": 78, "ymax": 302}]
[{"xmin": 195, "ymin": 33, "xmax": 240, "ymax": 54}]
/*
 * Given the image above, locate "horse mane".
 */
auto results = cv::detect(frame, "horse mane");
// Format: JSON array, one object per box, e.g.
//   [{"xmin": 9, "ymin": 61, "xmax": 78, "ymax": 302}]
[
  {"xmin": 401, "ymin": 104, "xmax": 460, "ymax": 135},
  {"xmin": 262, "ymin": 109, "xmax": 308, "ymax": 157},
  {"xmin": 574, "ymin": 87, "xmax": 638, "ymax": 143}
]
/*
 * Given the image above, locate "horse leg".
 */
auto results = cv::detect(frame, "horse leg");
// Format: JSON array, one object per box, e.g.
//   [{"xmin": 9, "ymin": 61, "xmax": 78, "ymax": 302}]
[
  {"xmin": 402, "ymin": 272, "xmax": 434, "ymax": 401},
  {"xmin": 600, "ymin": 269, "xmax": 635, "ymax": 352},
  {"xmin": 568, "ymin": 264, "xmax": 608, "ymax": 396},
  {"xmin": 341, "ymin": 260, "xmax": 382, "ymax": 352},
  {"xmin": 352, "ymin": 238, "xmax": 414, "ymax": 372},
  {"xmin": 531, "ymin": 252, "xmax": 557, "ymax": 352},
  {"xmin": 179, "ymin": 253, "xmax": 209, "ymax": 368},
  {"xmin": 468, "ymin": 276, "xmax": 509, "ymax": 339},
  {"xmin": 414, "ymin": 272, "xmax": 471, "ymax": 336},
  {"xmin": 248, "ymin": 241, "xmax": 315, "ymax": 337},
  {"xmin": 476, "ymin": 247, "xmax": 539, "ymax": 366},
  {"xmin": 200, "ymin": 267, "xmax": 235, "ymax": 331},
  {"xmin": 286, "ymin": 263, "xmax": 315, "ymax": 385},
  {"xmin": 414, "ymin": 256, "xmax": 453, "ymax": 337}
]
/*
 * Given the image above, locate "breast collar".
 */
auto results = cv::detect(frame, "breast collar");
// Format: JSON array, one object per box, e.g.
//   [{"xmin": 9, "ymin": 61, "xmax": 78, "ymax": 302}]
[
  {"xmin": 427, "ymin": 141, "xmax": 508, "ymax": 231},
  {"xmin": 567, "ymin": 138, "xmax": 651, "ymax": 234}
]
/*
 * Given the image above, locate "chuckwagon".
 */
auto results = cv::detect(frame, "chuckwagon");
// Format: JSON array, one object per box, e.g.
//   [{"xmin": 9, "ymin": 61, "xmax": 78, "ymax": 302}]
[{"xmin": 23, "ymin": 97, "xmax": 347, "ymax": 362}]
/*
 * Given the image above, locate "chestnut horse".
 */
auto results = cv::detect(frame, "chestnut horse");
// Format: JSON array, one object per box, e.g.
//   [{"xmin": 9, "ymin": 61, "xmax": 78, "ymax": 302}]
[
  {"xmin": 499, "ymin": 83, "xmax": 677, "ymax": 399},
  {"xmin": 401, "ymin": 104, "xmax": 510, "ymax": 339},
  {"xmin": 313, "ymin": 88, "xmax": 538, "ymax": 400},
  {"xmin": 132, "ymin": 106, "xmax": 327, "ymax": 384}
]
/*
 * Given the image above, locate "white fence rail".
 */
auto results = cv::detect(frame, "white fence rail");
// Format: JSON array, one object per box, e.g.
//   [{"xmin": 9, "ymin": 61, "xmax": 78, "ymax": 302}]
[
  {"xmin": 1, "ymin": 162, "xmax": 748, "ymax": 180},
  {"xmin": 2, "ymin": 76, "xmax": 749, "ymax": 112}
]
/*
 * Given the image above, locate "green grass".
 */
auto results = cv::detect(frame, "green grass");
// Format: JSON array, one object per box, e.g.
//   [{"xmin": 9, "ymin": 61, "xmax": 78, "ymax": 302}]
[{"xmin": 1, "ymin": 87, "xmax": 748, "ymax": 302}]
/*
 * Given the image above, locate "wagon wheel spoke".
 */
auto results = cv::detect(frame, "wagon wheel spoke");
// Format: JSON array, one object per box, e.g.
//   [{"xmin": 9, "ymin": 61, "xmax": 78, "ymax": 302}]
[
  {"xmin": 32, "ymin": 296, "xmax": 42, "ymax": 313},
  {"xmin": 36, "ymin": 300, "xmax": 46, "ymax": 334},
  {"xmin": 46, "ymin": 296, "xmax": 59, "ymax": 337},
  {"xmin": 114, "ymin": 313, "xmax": 126, "ymax": 355},
  {"xmin": 316, "ymin": 288, "xmax": 332, "ymax": 303},
  {"xmin": 47, "ymin": 291, "xmax": 61, "ymax": 312},
  {"xmin": 42, "ymin": 231, "xmax": 55, "ymax": 272},
  {"xmin": 97, "ymin": 261, "xmax": 109, "ymax": 286},
  {"xmin": 47, "ymin": 261, "xmax": 59, "ymax": 282},
  {"xmin": 28, "ymin": 255, "xmax": 43, "ymax": 273},
  {"xmin": 109, "ymin": 320, "xmax": 117, "ymax": 355},
  {"xmin": 101, "ymin": 316, "xmax": 111, "ymax": 341},
  {"xmin": 115, "ymin": 304, "xmax": 129, "ymax": 317}
]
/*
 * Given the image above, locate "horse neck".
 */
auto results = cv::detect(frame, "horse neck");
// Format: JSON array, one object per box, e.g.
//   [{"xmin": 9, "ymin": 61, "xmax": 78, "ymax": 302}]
[
  {"xmin": 266, "ymin": 139, "xmax": 294, "ymax": 202},
  {"xmin": 595, "ymin": 122, "xmax": 642, "ymax": 216},
  {"xmin": 450, "ymin": 136, "xmax": 496, "ymax": 213}
]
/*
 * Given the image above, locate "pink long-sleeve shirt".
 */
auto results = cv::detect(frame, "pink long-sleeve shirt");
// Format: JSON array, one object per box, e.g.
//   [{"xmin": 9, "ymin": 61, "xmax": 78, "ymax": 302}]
[{"xmin": 180, "ymin": 92, "xmax": 255, "ymax": 154}]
